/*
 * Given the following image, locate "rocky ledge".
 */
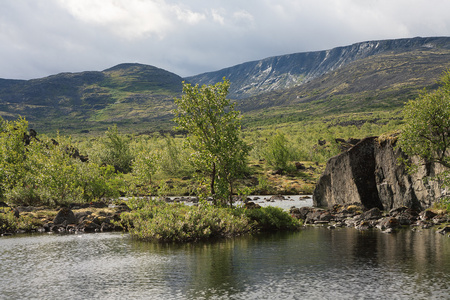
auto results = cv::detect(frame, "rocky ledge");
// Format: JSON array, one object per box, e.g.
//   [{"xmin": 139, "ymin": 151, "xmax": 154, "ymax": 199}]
[
  {"xmin": 290, "ymin": 204, "xmax": 450, "ymax": 235},
  {"xmin": 0, "ymin": 202, "xmax": 131, "ymax": 236}
]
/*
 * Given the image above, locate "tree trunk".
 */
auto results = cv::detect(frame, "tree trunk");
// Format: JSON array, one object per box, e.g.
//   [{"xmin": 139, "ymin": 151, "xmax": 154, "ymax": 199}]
[{"xmin": 211, "ymin": 162, "xmax": 216, "ymax": 204}]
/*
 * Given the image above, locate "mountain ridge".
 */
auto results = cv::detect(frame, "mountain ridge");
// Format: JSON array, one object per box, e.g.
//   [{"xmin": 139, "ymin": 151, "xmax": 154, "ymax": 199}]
[
  {"xmin": 1, "ymin": 36, "xmax": 450, "ymax": 133},
  {"xmin": 186, "ymin": 36, "xmax": 450, "ymax": 99}
]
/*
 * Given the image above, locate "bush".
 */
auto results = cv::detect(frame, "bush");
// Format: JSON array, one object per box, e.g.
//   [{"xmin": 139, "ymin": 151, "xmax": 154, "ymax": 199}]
[
  {"xmin": 0, "ymin": 208, "xmax": 19, "ymax": 234},
  {"xmin": 263, "ymin": 132, "xmax": 295, "ymax": 171},
  {"xmin": 433, "ymin": 197, "xmax": 450, "ymax": 213},
  {"xmin": 120, "ymin": 200, "xmax": 252, "ymax": 242},
  {"xmin": 119, "ymin": 199, "xmax": 301, "ymax": 242},
  {"xmin": 245, "ymin": 206, "xmax": 301, "ymax": 231},
  {"xmin": 158, "ymin": 138, "xmax": 194, "ymax": 177},
  {"xmin": 94, "ymin": 125, "xmax": 134, "ymax": 173},
  {"xmin": 0, "ymin": 119, "xmax": 123, "ymax": 207},
  {"xmin": 0, "ymin": 207, "xmax": 42, "ymax": 234}
]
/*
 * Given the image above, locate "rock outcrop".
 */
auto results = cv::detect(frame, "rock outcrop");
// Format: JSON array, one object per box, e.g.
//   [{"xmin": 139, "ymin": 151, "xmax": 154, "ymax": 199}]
[
  {"xmin": 313, "ymin": 135, "xmax": 448, "ymax": 211},
  {"xmin": 290, "ymin": 204, "xmax": 450, "ymax": 233}
]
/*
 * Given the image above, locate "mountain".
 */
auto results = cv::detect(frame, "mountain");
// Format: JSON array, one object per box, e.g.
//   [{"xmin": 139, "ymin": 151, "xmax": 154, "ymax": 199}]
[
  {"xmin": 186, "ymin": 36, "xmax": 450, "ymax": 100},
  {"xmin": 0, "ymin": 63, "xmax": 183, "ymax": 133},
  {"xmin": 238, "ymin": 46, "xmax": 450, "ymax": 122},
  {"xmin": 1, "ymin": 37, "xmax": 450, "ymax": 134}
]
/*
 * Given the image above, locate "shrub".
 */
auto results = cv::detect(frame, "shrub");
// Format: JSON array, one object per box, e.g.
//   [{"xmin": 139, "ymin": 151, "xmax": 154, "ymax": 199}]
[
  {"xmin": 94, "ymin": 125, "xmax": 134, "ymax": 173},
  {"xmin": 0, "ymin": 208, "xmax": 19, "ymax": 234},
  {"xmin": 263, "ymin": 132, "xmax": 295, "ymax": 171},
  {"xmin": 245, "ymin": 206, "xmax": 301, "ymax": 231},
  {"xmin": 0, "ymin": 124, "xmax": 123, "ymax": 207},
  {"xmin": 433, "ymin": 197, "xmax": 450, "ymax": 213},
  {"xmin": 120, "ymin": 200, "xmax": 252, "ymax": 242},
  {"xmin": 119, "ymin": 199, "xmax": 302, "ymax": 242},
  {"xmin": 0, "ymin": 208, "xmax": 42, "ymax": 234}
]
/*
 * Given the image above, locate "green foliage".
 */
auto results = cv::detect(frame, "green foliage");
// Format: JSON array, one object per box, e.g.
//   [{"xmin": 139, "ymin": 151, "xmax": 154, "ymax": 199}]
[
  {"xmin": 120, "ymin": 200, "xmax": 252, "ymax": 242},
  {"xmin": 132, "ymin": 148, "xmax": 159, "ymax": 187},
  {"xmin": 5, "ymin": 135, "xmax": 121, "ymax": 207},
  {"xmin": 158, "ymin": 137, "xmax": 193, "ymax": 177},
  {"xmin": 94, "ymin": 125, "xmax": 134, "ymax": 173},
  {"xmin": 0, "ymin": 117, "xmax": 122, "ymax": 207},
  {"xmin": 119, "ymin": 199, "xmax": 301, "ymax": 242},
  {"xmin": 432, "ymin": 197, "xmax": 450, "ymax": 213},
  {"xmin": 263, "ymin": 131, "xmax": 294, "ymax": 171},
  {"xmin": 0, "ymin": 117, "xmax": 29, "ymax": 199},
  {"xmin": 255, "ymin": 175, "xmax": 275, "ymax": 194},
  {"xmin": 0, "ymin": 207, "xmax": 43, "ymax": 234},
  {"xmin": 398, "ymin": 70, "xmax": 450, "ymax": 169},
  {"xmin": 245, "ymin": 206, "xmax": 301, "ymax": 231},
  {"xmin": 0, "ymin": 208, "xmax": 19, "ymax": 234},
  {"xmin": 173, "ymin": 78, "xmax": 250, "ymax": 205}
]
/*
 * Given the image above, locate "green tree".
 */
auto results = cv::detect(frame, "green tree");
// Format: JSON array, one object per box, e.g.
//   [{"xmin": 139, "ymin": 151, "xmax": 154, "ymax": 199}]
[
  {"xmin": 263, "ymin": 131, "xmax": 293, "ymax": 171},
  {"xmin": 0, "ymin": 117, "xmax": 29, "ymax": 199},
  {"xmin": 398, "ymin": 70, "xmax": 450, "ymax": 169},
  {"xmin": 95, "ymin": 125, "xmax": 134, "ymax": 173},
  {"xmin": 173, "ymin": 78, "xmax": 250, "ymax": 206}
]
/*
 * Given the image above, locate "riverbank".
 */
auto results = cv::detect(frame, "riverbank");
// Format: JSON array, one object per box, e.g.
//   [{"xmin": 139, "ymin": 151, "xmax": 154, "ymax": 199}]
[
  {"xmin": 0, "ymin": 201, "xmax": 129, "ymax": 236},
  {"xmin": 1, "ymin": 196, "xmax": 303, "ymax": 239},
  {"xmin": 2, "ymin": 197, "xmax": 449, "ymax": 237},
  {"xmin": 290, "ymin": 204, "xmax": 450, "ymax": 236}
]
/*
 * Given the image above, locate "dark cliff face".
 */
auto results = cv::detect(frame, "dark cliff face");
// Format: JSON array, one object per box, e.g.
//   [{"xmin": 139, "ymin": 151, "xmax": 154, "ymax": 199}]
[
  {"xmin": 313, "ymin": 136, "xmax": 448, "ymax": 211},
  {"xmin": 186, "ymin": 36, "xmax": 450, "ymax": 99}
]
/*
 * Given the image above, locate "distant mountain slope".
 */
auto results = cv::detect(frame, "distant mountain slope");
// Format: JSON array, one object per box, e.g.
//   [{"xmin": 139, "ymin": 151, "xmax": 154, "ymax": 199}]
[
  {"xmin": 1, "ymin": 37, "xmax": 450, "ymax": 134},
  {"xmin": 0, "ymin": 63, "xmax": 183, "ymax": 133},
  {"xmin": 238, "ymin": 47, "xmax": 450, "ymax": 125},
  {"xmin": 186, "ymin": 37, "xmax": 450, "ymax": 99}
]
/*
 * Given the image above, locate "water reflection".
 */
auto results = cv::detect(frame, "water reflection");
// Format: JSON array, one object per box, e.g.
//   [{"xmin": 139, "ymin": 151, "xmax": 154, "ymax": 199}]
[{"xmin": 0, "ymin": 228, "xmax": 449, "ymax": 299}]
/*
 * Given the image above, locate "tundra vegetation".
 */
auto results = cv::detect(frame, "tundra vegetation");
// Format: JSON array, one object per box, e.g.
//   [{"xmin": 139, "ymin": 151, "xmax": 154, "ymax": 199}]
[{"xmin": 2, "ymin": 72, "xmax": 449, "ymax": 240}]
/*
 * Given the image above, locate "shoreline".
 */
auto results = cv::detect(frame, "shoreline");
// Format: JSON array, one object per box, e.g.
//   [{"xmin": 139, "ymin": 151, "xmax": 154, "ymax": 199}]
[
  {"xmin": 2, "ymin": 199, "xmax": 450, "ymax": 238},
  {"xmin": 289, "ymin": 204, "xmax": 450, "ymax": 236}
]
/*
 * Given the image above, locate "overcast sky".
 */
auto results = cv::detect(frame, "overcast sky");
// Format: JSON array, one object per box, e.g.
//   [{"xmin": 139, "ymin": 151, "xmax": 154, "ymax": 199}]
[{"xmin": 1, "ymin": 0, "xmax": 450, "ymax": 80}]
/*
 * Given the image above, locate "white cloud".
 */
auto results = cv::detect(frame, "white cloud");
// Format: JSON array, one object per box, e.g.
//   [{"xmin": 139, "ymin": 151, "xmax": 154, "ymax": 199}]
[
  {"xmin": 1, "ymin": 0, "xmax": 450, "ymax": 79},
  {"xmin": 211, "ymin": 9, "xmax": 225, "ymax": 25},
  {"xmin": 56, "ymin": 0, "xmax": 206, "ymax": 39}
]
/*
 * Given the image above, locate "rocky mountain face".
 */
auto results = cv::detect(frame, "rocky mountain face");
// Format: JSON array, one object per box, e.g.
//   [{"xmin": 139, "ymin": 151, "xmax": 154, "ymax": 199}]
[
  {"xmin": 236, "ymin": 46, "xmax": 450, "ymax": 118},
  {"xmin": 186, "ymin": 36, "xmax": 450, "ymax": 99},
  {"xmin": 313, "ymin": 136, "xmax": 448, "ymax": 211}
]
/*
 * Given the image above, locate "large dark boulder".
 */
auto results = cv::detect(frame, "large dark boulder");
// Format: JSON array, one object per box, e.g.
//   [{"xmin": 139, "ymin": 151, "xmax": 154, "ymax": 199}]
[
  {"xmin": 313, "ymin": 137, "xmax": 383, "ymax": 210},
  {"xmin": 53, "ymin": 208, "xmax": 77, "ymax": 225},
  {"xmin": 313, "ymin": 136, "xmax": 448, "ymax": 211}
]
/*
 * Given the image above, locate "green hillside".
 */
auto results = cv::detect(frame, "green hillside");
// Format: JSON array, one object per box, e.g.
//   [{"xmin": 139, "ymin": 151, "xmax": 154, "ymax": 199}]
[
  {"xmin": 239, "ymin": 48, "xmax": 450, "ymax": 128},
  {"xmin": 1, "ymin": 38, "xmax": 450, "ymax": 135},
  {"xmin": 0, "ymin": 63, "xmax": 183, "ymax": 134}
]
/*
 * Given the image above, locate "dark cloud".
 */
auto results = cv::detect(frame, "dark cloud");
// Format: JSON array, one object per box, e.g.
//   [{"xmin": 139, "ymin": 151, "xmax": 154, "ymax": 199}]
[{"xmin": 1, "ymin": 0, "xmax": 449, "ymax": 79}]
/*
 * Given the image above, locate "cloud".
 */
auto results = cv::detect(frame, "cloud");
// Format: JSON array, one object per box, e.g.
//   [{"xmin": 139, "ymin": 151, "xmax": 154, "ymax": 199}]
[
  {"xmin": 1, "ymin": 0, "xmax": 450, "ymax": 80},
  {"xmin": 57, "ymin": 0, "xmax": 204, "ymax": 39}
]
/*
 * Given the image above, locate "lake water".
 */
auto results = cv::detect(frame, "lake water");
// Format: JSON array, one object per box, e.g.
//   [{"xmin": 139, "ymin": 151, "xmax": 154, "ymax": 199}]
[{"xmin": 1, "ymin": 227, "xmax": 449, "ymax": 299}]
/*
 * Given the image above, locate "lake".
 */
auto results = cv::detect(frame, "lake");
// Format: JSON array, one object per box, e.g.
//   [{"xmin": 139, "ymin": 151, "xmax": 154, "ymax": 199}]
[{"xmin": 1, "ymin": 227, "xmax": 449, "ymax": 299}]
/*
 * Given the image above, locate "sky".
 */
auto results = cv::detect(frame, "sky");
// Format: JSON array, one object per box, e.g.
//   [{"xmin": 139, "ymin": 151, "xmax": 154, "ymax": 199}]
[{"xmin": 1, "ymin": 0, "xmax": 450, "ymax": 80}]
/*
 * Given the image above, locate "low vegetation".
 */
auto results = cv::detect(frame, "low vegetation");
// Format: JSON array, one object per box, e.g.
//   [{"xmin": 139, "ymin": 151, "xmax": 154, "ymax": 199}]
[
  {"xmin": 2, "ymin": 69, "xmax": 450, "ymax": 240},
  {"xmin": 119, "ymin": 198, "xmax": 301, "ymax": 242}
]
